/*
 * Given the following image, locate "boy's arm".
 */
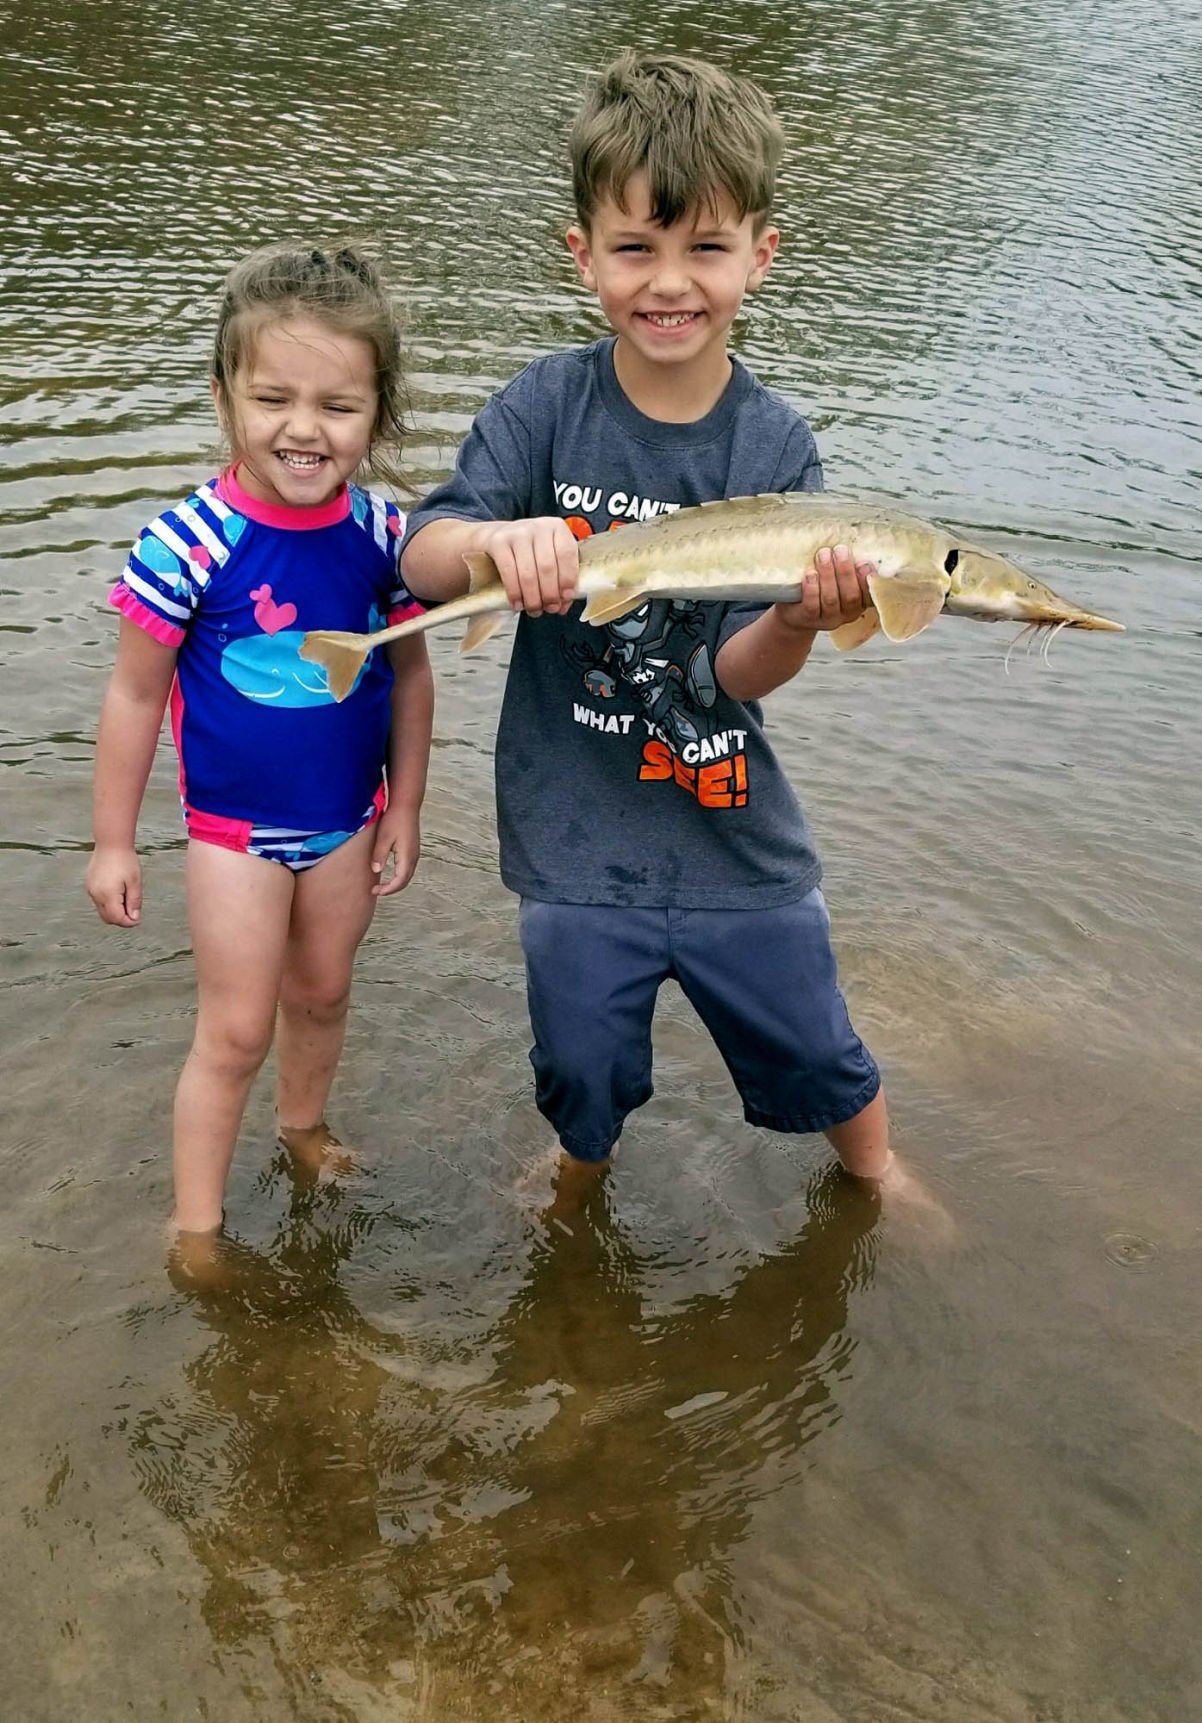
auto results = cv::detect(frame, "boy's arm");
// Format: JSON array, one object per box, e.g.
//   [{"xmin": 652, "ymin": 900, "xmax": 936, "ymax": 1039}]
[
  {"xmin": 717, "ymin": 418, "xmax": 874, "ymax": 700},
  {"xmin": 400, "ymin": 387, "xmax": 579, "ymax": 615},
  {"xmin": 715, "ymin": 545, "xmax": 874, "ymax": 703},
  {"xmin": 372, "ymin": 636, "xmax": 435, "ymax": 897},
  {"xmin": 86, "ymin": 619, "xmax": 178, "ymax": 926},
  {"xmin": 401, "ymin": 515, "xmax": 581, "ymax": 616}
]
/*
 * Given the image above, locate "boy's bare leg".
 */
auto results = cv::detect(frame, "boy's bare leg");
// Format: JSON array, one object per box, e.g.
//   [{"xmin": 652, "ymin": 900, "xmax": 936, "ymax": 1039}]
[
  {"xmin": 173, "ymin": 843, "xmax": 292, "ymax": 1232},
  {"xmin": 548, "ymin": 1147, "xmax": 612, "ymax": 1216},
  {"xmin": 514, "ymin": 1140, "xmax": 613, "ymax": 1223},
  {"xmin": 275, "ymin": 824, "xmax": 378, "ymax": 1174},
  {"xmin": 827, "ymin": 1088, "xmax": 953, "ymax": 1230},
  {"xmin": 825, "ymin": 1087, "xmax": 891, "ymax": 1179}
]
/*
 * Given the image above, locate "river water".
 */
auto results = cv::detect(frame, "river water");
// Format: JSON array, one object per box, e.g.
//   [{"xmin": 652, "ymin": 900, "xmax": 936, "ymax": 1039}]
[{"xmin": 2, "ymin": 1, "xmax": 1200, "ymax": 1718}]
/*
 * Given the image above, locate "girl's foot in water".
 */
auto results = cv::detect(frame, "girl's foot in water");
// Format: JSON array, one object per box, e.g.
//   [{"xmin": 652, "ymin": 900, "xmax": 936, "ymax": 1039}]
[
  {"xmin": 166, "ymin": 1219, "xmax": 232, "ymax": 1292},
  {"xmin": 277, "ymin": 1119, "xmax": 356, "ymax": 1180}
]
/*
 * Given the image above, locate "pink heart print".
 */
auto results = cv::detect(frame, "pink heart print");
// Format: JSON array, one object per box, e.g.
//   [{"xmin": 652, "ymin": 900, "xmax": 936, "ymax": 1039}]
[
  {"xmin": 249, "ymin": 584, "xmax": 298, "ymax": 635},
  {"xmin": 188, "ymin": 545, "xmax": 212, "ymax": 570},
  {"xmin": 387, "ymin": 515, "xmax": 403, "ymax": 537}
]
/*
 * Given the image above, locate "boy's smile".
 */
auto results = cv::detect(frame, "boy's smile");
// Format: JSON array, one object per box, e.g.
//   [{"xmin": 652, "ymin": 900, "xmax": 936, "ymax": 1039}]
[{"xmin": 566, "ymin": 172, "xmax": 778, "ymax": 415}]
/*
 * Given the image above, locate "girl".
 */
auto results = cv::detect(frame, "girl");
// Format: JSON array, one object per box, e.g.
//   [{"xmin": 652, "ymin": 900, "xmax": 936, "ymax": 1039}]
[{"xmin": 86, "ymin": 243, "xmax": 434, "ymax": 1237}]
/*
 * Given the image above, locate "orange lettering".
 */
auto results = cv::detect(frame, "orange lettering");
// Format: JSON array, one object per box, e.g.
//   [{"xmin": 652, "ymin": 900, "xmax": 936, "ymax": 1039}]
[
  {"xmin": 639, "ymin": 740, "xmax": 674, "ymax": 781},
  {"xmin": 697, "ymin": 759, "xmax": 730, "ymax": 808},
  {"xmin": 639, "ymin": 742, "xmax": 749, "ymax": 808}
]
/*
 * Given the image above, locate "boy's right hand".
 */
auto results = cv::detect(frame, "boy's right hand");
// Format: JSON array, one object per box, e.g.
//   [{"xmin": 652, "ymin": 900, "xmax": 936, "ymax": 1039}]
[
  {"xmin": 86, "ymin": 845, "xmax": 143, "ymax": 927},
  {"xmin": 480, "ymin": 517, "xmax": 580, "ymax": 616}
]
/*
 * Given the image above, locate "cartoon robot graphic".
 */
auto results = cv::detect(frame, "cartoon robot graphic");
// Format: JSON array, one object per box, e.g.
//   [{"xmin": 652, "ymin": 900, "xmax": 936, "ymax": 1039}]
[{"xmin": 563, "ymin": 598, "xmax": 718, "ymax": 750}]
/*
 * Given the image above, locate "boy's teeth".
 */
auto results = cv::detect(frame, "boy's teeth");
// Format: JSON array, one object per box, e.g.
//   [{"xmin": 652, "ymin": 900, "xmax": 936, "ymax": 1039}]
[{"xmin": 647, "ymin": 312, "xmax": 695, "ymax": 325}]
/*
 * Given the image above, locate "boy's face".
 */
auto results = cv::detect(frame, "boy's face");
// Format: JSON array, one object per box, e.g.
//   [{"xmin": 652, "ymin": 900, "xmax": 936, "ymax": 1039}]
[{"xmin": 566, "ymin": 173, "xmax": 778, "ymax": 381}]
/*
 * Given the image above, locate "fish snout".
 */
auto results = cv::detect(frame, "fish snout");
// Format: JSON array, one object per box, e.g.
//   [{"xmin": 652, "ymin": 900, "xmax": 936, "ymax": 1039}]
[
  {"xmin": 1015, "ymin": 580, "xmax": 1126, "ymax": 631},
  {"xmin": 951, "ymin": 550, "xmax": 1124, "ymax": 632}
]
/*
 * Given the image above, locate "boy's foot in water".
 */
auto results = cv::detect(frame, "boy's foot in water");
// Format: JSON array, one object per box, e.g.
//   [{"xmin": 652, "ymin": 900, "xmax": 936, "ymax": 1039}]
[
  {"xmin": 851, "ymin": 1152, "xmax": 956, "ymax": 1243},
  {"xmin": 513, "ymin": 1142, "xmax": 612, "ymax": 1228}
]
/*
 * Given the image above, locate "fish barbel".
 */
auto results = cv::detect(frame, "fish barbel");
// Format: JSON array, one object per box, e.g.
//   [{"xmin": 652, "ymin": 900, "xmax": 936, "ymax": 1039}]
[{"xmin": 300, "ymin": 493, "xmax": 1124, "ymax": 701}]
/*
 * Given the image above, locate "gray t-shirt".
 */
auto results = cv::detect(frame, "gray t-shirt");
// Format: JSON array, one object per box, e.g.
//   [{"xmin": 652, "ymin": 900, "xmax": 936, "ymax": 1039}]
[{"xmin": 405, "ymin": 337, "xmax": 826, "ymax": 909}]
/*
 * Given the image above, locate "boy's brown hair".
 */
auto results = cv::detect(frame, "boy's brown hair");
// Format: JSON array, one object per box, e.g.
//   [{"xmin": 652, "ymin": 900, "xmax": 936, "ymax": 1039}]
[{"xmin": 569, "ymin": 50, "xmax": 784, "ymax": 232}]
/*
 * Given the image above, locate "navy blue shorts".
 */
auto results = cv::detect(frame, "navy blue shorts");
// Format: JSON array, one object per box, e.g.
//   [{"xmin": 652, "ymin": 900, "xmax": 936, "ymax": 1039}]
[{"xmin": 518, "ymin": 889, "xmax": 881, "ymax": 1162}]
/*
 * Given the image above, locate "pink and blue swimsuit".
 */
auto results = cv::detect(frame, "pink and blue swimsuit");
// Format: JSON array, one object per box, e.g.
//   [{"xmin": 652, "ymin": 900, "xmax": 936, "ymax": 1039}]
[{"xmin": 110, "ymin": 468, "xmax": 423, "ymax": 869}]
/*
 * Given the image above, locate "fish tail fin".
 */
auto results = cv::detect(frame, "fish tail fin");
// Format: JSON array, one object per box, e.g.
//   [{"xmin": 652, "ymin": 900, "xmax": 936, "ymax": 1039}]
[
  {"xmin": 298, "ymin": 630, "xmax": 373, "ymax": 703},
  {"xmin": 830, "ymin": 608, "xmax": 881, "ymax": 652},
  {"xmin": 460, "ymin": 612, "xmax": 506, "ymax": 652}
]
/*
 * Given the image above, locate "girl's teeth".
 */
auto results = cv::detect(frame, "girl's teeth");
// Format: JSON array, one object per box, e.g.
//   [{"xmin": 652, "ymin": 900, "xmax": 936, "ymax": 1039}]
[{"xmin": 278, "ymin": 453, "xmax": 324, "ymax": 468}]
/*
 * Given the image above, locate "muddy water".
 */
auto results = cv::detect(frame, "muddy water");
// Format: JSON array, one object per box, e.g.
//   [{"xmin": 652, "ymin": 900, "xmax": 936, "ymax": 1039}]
[{"xmin": 1, "ymin": 0, "xmax": 1200, "ymax": 1718}]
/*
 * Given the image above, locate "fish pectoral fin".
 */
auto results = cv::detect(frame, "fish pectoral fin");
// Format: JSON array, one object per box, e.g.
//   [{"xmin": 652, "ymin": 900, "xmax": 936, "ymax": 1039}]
[
  {"xmin": 460, "ymin": 612, "xmax": 505, "ymax": 653},
  {"xmin": 580, "ymin": 588, "xmax": 648, "ymax": 627},
  {"xmin": 830, "ymin": 608, "xmax": 881, "ymax": 652},
  {"xmin": 464, "ymin": 551, "xmax": 500, "ymax": 592},
  {"xmin": 866, "ymin": 572, "xmax": 948, "ymax": 642}
]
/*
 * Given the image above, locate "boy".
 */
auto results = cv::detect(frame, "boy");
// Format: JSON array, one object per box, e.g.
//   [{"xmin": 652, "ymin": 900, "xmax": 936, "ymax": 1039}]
[{"xmin": 402, "ymin": 50, "xmax": 905, "ymax": 1203}]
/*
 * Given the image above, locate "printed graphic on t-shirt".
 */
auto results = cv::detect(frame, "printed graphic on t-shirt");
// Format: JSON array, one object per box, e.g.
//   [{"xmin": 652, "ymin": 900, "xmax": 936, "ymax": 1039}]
[
  {"xmin": 220, "ymin": 588, "xmax": 385, "ymax": 706},
  {"xmin": 556, "ymin": 490, "xmax": 750, "ymax": 811}
]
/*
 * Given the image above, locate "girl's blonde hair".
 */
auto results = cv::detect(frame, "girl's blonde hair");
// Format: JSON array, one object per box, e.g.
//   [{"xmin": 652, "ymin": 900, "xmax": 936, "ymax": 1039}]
[{"xmin": 211, "ymin": 242, "xmax": 411, "ymax": 493}]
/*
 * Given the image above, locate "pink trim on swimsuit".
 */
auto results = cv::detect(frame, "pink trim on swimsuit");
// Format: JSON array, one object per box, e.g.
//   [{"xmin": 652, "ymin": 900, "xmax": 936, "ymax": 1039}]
[
  {"xmin": 217, "ymin": 465, "xmax": 351, "ymax": 530},
  {"xmin": 184, "ymin": 806, "xmax": 255, "ymax": 852},
  {"xmin": 169, "ymin": 678, "xmax": 187, "ymax": 802},
  {"xmin": 182, "ymin": 785, "xmax": 386, "ymax": 871},
  {"xmin": 109, "ymin": 583, "xmax": 187, "ymax": 646},
  {"xmin": 387, "ymin": 598, "xmax": 424, "ymax": 625}
]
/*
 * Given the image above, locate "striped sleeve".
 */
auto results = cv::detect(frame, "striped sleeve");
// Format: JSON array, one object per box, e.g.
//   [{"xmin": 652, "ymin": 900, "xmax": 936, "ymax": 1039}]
[
  {"xmin": 356, "ymin": 488, "xmax": 424, "ymax": 624},
  {"xmin": 109, "ymin": 484, "xmax": 233, "ymax": 644}
]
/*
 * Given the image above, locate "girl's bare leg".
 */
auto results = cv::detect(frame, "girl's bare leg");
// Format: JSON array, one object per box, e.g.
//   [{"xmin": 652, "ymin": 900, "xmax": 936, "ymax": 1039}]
[
  {"xmin": 275, "ymin": 822, "xmax": 378, "ymax": 1156},
  {"xmin": 174, "ymin": 843, "xmax": 293, "ymax": 1232}
]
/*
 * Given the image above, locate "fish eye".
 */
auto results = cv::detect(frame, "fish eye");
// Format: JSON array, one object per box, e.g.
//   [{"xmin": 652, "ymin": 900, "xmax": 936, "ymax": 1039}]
[{"xmin": 944, "ymin": 549, "xmax": 960, "ymax": 574}]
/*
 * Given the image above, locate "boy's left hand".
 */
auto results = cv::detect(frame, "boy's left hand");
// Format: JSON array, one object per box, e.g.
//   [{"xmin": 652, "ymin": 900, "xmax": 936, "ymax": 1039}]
[
  {"xmin": 371, "ymin": 807, "xmax": 420, "ymax": 897},
  {"xmin": 776, "ymin": 544, "xmax": 875, "ymax": 632}
]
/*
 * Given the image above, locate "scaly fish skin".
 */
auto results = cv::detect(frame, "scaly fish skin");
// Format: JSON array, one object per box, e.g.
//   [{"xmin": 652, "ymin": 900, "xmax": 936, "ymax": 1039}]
[{"xmin": 299, "ymin": 493, "xmax": 1123, "ymax": 702}]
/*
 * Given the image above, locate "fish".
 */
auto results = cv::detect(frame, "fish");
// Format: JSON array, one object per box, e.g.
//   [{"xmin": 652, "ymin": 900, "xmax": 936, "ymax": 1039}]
[{"xmin": 299, "ymin": 492, "xmax": 1124, "ymax": 700}]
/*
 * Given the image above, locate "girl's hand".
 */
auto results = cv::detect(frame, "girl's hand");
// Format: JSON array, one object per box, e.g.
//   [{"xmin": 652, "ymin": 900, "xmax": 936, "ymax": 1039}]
[
  {"xmin": 86, "ymin": 845, "xmax": 144, "ymax": 926},
  {"xmin": 776, "ymin": 544, "xmax": 875, "ymax": 632},
  {"xmin": 371, "ymin": 807, "xmax": 420, "ymax": 897}
]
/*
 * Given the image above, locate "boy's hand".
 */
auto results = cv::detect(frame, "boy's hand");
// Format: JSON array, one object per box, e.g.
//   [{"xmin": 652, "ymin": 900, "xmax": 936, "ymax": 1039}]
[
  {"xmin": 371, "ymin": 806, "xmax": 420, "ymax": 897},
  {"xmin": 86, "ymin": 845, "xmax": 143, "ymax": 926},
  {"xmin": 776, "ymin": 544, "xmax": 875, "ymax": 633},
  {"xmin": 481, "ymin": 517, "xmax": 580, "ymax": 617}
]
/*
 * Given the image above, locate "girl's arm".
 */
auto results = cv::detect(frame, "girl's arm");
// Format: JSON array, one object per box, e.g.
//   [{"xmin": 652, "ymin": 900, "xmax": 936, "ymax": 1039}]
[
  {"xmin": 86, "ymin": 619, "xmax": 179, "ymax": 926},
  {"xmin": 372, "ymin": 635, "xmax": 435, "ymax": 897}
]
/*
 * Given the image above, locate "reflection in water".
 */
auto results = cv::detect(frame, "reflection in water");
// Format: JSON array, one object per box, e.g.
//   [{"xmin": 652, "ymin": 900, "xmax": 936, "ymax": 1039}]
[{"xmin": 136, "ymin": 1164, "xmax": 877, "ymax": 1710}]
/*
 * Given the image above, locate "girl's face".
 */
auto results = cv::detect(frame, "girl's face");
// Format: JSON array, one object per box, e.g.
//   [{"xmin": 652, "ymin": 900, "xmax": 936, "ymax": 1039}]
[{"xmin": 213, "ymin": 316, "xmax": 378, "ymax": 509}]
